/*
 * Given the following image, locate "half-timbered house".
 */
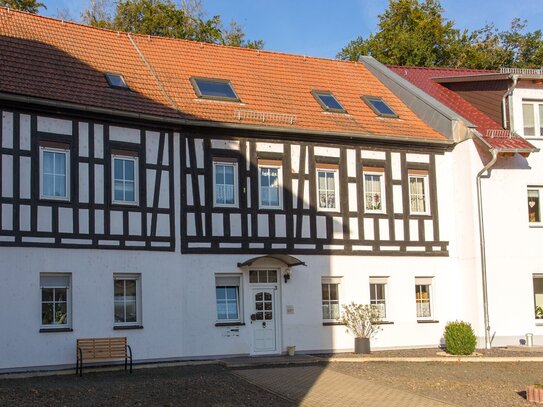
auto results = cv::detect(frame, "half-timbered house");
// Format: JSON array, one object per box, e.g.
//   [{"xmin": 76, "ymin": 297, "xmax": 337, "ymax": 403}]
[{"xmin": 0, "ymin": 8, "xmax": 489, "ymax": 371}]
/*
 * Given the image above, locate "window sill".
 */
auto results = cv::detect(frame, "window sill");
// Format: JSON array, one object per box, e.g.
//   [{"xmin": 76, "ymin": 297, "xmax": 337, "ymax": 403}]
[
  {"xmin": 215, "ymin": 322, "xmax": 245, "ymax": 327},
  {"xmin": 529, "ymin": 223, "xmax": 543, "ymax": 228},
  {"xmin": 40, "ymin": 327, "xmax": 73, "ymax": 333},
  {"xmin": 375, "ymin": 321, "xmax": 394, "ymax": 325},
  {"xmin": 322, "ymin": 321, "xmax": 344, "ymax": 326},
  {"xmin": 417, "ymin": 319, "xmax": 439, "ymax": 324},
  {"xmin": 113, "ymin": 325, "xmax": 143, "ymax": 330}
]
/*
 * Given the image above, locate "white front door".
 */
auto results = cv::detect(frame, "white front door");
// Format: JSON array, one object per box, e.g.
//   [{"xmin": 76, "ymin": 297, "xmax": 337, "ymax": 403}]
[{"xmin": 251, "ymin": 288, "xmax": 277, "ymax": 353}]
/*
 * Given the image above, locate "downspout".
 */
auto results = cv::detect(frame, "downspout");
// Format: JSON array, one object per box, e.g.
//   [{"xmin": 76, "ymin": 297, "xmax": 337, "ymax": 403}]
[
  {"xmin": 502, "ymin": 74, "xmax": 519, "ymax": 130},
  {"xmin": 476, "ymin": 148, "xmax": 499, "ymax": 349}
]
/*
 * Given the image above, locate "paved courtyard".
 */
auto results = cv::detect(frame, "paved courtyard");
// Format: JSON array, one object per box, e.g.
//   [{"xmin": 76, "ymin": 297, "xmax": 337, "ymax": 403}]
[{"xmin": 235, "ymin": 365, "xmax": 456, "ymax": 407}]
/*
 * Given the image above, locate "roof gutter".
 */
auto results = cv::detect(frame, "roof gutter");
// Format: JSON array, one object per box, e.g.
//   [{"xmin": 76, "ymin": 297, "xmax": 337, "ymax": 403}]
[
  {"xmin": 502, "ymin": 74, "xmax": 519, "ymax": 130},
  {"xmin": 0, "ymin": 92, "xmax": 454, "ymax": 147},
  {"xmin": 476, "ymin": 147, "xmax": 498, "ymax": 349}
]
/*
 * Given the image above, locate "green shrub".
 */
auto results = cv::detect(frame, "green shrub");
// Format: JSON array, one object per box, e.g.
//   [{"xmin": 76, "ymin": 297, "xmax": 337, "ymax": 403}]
[{"xmin": 444, "ymin": 321, "xmax": 477, "ymax": 355}]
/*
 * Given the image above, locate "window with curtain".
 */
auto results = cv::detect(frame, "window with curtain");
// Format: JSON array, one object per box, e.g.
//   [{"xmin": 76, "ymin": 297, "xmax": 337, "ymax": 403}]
[
  {"xmin": 364, "ymin": 170, "xmax": 385, "ymax": 212},
  {"xmin": 259, "ymin": 165, "xmax": 281, "ymax": 208},
  {"xmin": 214, "ymin": 162, "xmax": 237, "ymax": 206},
  {"xmin": 215, "ymin": 275, "xmax": 242, "ymax": 322},
  {"xmin": 409, "ymin": 173, "xmax": 429, "ymax": 214},
  {"xmin": 317, "ymin": 169, "xmax": 338, "ymax": 210}
]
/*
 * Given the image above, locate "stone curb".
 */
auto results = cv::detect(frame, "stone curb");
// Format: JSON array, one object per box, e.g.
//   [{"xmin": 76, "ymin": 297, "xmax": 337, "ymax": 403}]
[
  {"xmin": 0, "ymin": 360, "xmax": 217, "ymax": 380},
  {"xmin": 320, "ymin": 356, "xmax": 543, "ymax": 363}
]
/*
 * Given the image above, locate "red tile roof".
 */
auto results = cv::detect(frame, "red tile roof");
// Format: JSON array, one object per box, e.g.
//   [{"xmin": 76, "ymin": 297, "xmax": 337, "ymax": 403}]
[
  {"xmin": 0, "ymin": 8, "xmax": 447, "ymax": 142},
  {"xmin": 388, "ymin": 66, "xmax": 535, "ymax": 150}
]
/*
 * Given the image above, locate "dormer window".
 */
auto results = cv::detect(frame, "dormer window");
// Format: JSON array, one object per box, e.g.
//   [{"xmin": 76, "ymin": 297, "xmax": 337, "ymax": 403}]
[
  {"xmin": 362, "ymin": 96, "xmax": 398, "ymax": 118},
  {"xmin": 312, "ymin": 91, "xmax": 346, "ymax": 113},
  {"xmin": 191, "ymin": 77, "xmax": 240, "ymax": 102},
  {"xmin": 105, "ymin": 73, "xmax": 129, "ymax": 90}
]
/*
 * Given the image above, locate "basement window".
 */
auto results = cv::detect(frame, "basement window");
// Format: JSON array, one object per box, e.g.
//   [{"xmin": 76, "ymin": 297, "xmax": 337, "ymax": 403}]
[
  {"xmin": 191, "ymin": 77, "xmax": 240, "ymax": 101},
  {"xmin": 105, "ymin": 73, "xmax": 129, "ymax": 90},
  {"xmin": 312, "ymin": 91, "xmax": 346, "ymax": 113},
  {"xmin": 362, "ymin": 96, "xmax": 398, "ymax": 118}
]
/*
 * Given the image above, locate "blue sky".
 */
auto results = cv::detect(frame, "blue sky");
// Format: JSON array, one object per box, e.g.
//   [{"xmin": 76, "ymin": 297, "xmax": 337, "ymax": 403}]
[{"xmin": 42, "ymin": 0, "xmax": 543, "ymax": 59}]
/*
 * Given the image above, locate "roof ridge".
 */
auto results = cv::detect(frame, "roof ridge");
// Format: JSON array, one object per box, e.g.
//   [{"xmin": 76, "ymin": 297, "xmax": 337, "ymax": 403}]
[
  {"xmin": 387, "ymin": 64, "xmax": 497, "ymax": 73},
  {"xmin": 0, "ymin": 6, "xmax": 362, "ymax": 67}
]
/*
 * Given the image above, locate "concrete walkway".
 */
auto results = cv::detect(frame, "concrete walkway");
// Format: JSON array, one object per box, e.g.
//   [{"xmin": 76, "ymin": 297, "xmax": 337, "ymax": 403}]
[{"xmin": 234, "ymin": 365, "xmax": 457, "ymax": 407}]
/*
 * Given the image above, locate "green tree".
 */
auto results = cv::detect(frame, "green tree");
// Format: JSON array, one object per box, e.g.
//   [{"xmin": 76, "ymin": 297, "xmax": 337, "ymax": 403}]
[
  {"xmin": 0, "ymin": 0, "xmax": 46, "ymax": 13},
  {"xmin": 81, "ymin": 0, "xmax": 263, "ymax": 49},
  {"xmin": 338, "ymin": 0, "xmax": 543, "ymax": 69},
  {"xmin": 338, "ymin": 0, "xmax": 465, "ymax": 66}
]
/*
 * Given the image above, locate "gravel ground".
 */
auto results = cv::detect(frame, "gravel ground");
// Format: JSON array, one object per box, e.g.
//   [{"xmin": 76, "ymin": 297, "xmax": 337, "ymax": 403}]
[
  {"xmin": 0, "ymin": 365, "xmax": 294, "ymax": 407},
  {"xmin": 323, "ymin": 348, "xmax": 543, "ymax": 406}
]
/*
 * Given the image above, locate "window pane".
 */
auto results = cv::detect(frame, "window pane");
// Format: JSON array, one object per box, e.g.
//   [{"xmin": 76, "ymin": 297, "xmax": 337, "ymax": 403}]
[
  {"xmin": 524, "ymin": 103, "xmax": 535, "ymax": 136},
  {"xmin": 42, "ymin": 303, "xmax": 54, "ymax": 325},
  {"xmin": 124, "ymin": 181, "xmax": 135, "ymax": 202},
  {"xmin": 539, "ymin": 105, "xmax": 543, "ymax": 137},
  {"xmin": 114, "ymin": 280, "xmax": 125, "ymax": 297},
  {"xmin": 318, "ymin": 172, "xmax": 326, "ymax": 190},
  {"xmin": 54, "ymin": 288, "xmax": 67, "ymax": 302},
  {"xmin": 55, "ymin": 302, "xmax": 68, "ymax": 324},
  {"xmin": 330, "ymin": 303, "xmax": 340, "ymax": 320},
  {"xmin": 114, "ymin": 302, "xmax": 125, "ymax": 323},
  {"xmin": 534, "ymin": 277, "xmax": 543, "ymax": 319},
  {"xmin": 42, "ymin": 287, "xmax": 54, "ymax": 302},
  {"xmin": 226, "ymin": 302, "xmax": 238, "ymax": 319},
  {"xmin": 322, "ymin": 304, "xmax": 330, "ymax": 320},
  {"xmin": 43, "ymin": 151, "xmax": 54, "ymax": 173},
  {"xmin": 114, "ymin": 181, "xmax": 124, "ymax": 201},
  {"xmin": 321, "ymin": 284, "xmax": 329, "ymax": 301},
  {"xmin": 195, "ymin": 79, "xmax": 237, "ymax": 99},
  {"xmin": 54, "ymin": 152, "xmax": 66, "ymax": 176},
  {"xmin": 125, "ymin": 301, "xmax": 137, "ymax": 322},
  {"xmin": 224, "ymin": 166, "xmax": 234, "ymax": 185},
  {"xmin": 125, "ymin": 160, "xmax": 135, "ymax": 182},
  {"xmin": 54, "ymin": 175, "xmax": 66, "ymax": 197},
  {"xmin": 528, "ymin": 190, "xmax": 541, "ymax": 223},
  {"xmin": 125, "ymin": 280, "xmax": 136, "ymax": 297},
  {"xmin": 329, "ymin": 284, "xmax": 338, "ymax": 301},
  {"xmin": 216, "ymin": 287, "xmax": 226, "ymax": 300},
  {"xmin": 114, "ymin": 158, "xmax": 124, "ymax": 180}
]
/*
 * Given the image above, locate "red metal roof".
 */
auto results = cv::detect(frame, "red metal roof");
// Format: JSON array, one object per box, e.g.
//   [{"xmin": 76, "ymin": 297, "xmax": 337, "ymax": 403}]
[
  {"xmin": 0, "ymin": 8, "xmax": 447, "ymax": 142},
  {"xmin": 388, "ymin": 66, "xmax": 536, "ymax": 150}
]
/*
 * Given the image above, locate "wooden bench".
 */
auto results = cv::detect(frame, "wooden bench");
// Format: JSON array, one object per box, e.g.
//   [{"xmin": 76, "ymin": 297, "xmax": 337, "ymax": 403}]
[{"xmin": 76, "ymin": 337, "xmax": 132, "ymax": 376}]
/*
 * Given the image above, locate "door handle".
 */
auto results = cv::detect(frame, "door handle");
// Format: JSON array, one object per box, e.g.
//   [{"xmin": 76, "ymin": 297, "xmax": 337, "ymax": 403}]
[{"xmin": 262, "ymin": 321, "xmax": 266, "ymax": 328}]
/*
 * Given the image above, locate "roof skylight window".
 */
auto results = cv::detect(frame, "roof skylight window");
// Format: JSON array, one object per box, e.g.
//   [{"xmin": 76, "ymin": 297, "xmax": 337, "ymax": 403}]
[
  {"xmin": 362, "ymin": 96, "xmax": 398, "ymax": 118},
  {"xmin": 312, "ymin": 91, "xmax": 346, "ymax": 113},
  {"xmin": 105, "ymin": 73, "xmax": 129, "ymax": 90},
  {"xmin": 191, "ymin": 77, "xmax": 240, "ymax": 101}
]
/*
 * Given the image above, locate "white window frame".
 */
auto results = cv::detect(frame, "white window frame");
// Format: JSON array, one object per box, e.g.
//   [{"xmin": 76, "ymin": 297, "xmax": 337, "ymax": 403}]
[
  {"xmin": 522, "ymin": 101, "xmax": 543, "ymax": 138},
  {"xmin": 533, "ymin": 274, "xmax": 543, "ymax": 321},
  {"xmin": 112, "ymin": 154, "xmax": 139, "ymax": 205},
  {"xmin": 316, "ymin": 168, "xmax": 340, "ymax": 212},
  {"xmin": 415, "ymin": 277, "xmax": 434, "ymax": 320},
  {"xmin": 369, "ymin": 277, "xmax": 388, "ymax": 320},
  {"xmin": 213, "ymin": 161, "xmax": 238, "ymax": 208},
  {"xmin": 258, "ymin": 164, "xmax": 282, "ymax": 209},
  {"xmin": 113, "ymin": 274, "xmax": 142, "ymax": 327},
  {"xmin": 39, "ymin": 146, "xmax": 70, "ymax": 201},
  {"xmin": 215, "ymin": 274, "xmax": 243, "ymax": 323},
  {"xmin": 40, "ymin": 273, "xmax": 72, "ymax": 330},
  {"xmin": 363, "ymin": 170, "xmax": 386, "ymax": 213},
  {"xmin": 321, "ymin": 277, "xmax": 342, "ymax": 322},
  {"xmin": 528, "ymin": 187, "xmax": 543, "ymax": 226},
  {"xmin": 408, "ymin": 173, "xmax": 430, "ymax": 215}
]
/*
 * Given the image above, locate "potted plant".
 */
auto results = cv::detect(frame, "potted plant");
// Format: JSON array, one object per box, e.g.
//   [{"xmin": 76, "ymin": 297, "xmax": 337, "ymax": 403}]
[{"xmin": 341, "ymin": 303, "xmax": 382, "ymax": 354}]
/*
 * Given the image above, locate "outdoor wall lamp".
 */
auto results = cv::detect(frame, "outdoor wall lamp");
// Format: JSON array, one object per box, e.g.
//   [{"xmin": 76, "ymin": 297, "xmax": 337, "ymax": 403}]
[{"xmin": 284, "ymin": 269, "xmax": 291, "ymax": 284}]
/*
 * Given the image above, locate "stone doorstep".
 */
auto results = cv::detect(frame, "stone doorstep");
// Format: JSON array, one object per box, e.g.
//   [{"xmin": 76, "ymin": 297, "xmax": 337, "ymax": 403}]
[{"xmin": 218, "ymin": 354, "xmax": 323, "ymax": 369}]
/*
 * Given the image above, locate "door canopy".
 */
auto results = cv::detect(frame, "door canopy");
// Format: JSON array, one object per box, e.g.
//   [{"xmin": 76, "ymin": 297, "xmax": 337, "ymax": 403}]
[{"xmin": 237, "ymin": 254, "xmax": 306, "ymax": 268}]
